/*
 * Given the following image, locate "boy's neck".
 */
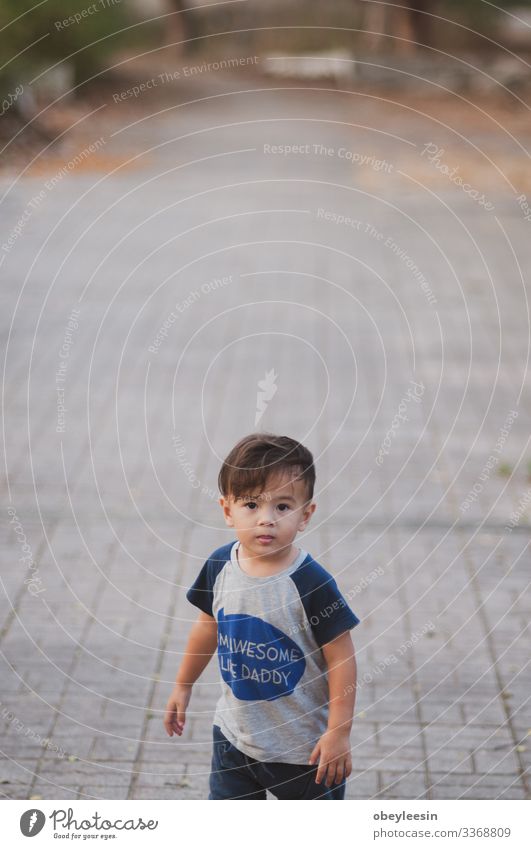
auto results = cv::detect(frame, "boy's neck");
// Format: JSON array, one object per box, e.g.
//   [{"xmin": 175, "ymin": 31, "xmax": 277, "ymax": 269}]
[{"xmin": 237, "ymin": 541, "xmax": 299, "ymax": 576}]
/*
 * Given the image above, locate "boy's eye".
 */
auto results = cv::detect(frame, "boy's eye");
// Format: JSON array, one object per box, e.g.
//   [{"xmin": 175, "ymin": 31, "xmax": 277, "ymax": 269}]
[
  {"xmin": 277, "ymin": 503, "xmax": 290, "ymax": 512},
  {"xmin": 245, "ymin": 501, "xmax": 258, "ymax": 509}
]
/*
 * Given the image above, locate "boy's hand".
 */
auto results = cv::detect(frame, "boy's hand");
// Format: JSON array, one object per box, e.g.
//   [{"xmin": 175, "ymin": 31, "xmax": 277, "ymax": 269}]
[
  {"xmin": 163, "ymin": 683, "xmax": 192, "ymax": 737},
  {"xmin": 308, "ymin": 728, "xmax": 352, "ymax": 787}
]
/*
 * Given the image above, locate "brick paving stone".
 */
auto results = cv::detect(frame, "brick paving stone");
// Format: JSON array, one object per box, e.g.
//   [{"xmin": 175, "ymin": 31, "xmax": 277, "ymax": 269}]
[
  {"xmin": 77, "ymin": 785, "xmax": 130, "ymax": 800},
  {"xmin": 428, "ymin": 773, "xmax": 527, "ymax": 800},
  {"xmin": 132, "ymin": 763, "xmax": 187, "ymax": 781},
  {"xmin": 0, "ymin": 758, "xmax": 38, "ymax": 784},
  {"xmin": 345, "ymin": 771, "xmax": 381, "ymax": 799},
  {"xmin": 1, "ymin": 61, "xmax": 530, "ymax": 801},
  {"xmin": 379, "ymin": 771, "xmax": 430, "ymax": 799},
  {"xmin": 0, "ymin": 783, "xmax": 34, "ymax": 800}
]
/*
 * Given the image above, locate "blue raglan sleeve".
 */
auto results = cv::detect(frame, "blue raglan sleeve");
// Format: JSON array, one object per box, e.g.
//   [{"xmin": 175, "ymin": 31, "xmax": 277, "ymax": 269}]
[
  {"xmin": 186, "ymin": 558, "xmax": 216, "ymax": 616},
  {"xmin": 292, "ymin": 561, "xmax": 360, "ymax": 647},
  {"xmin": 185, "ymin": 543, "xmax": 232, "ymax": 617}
]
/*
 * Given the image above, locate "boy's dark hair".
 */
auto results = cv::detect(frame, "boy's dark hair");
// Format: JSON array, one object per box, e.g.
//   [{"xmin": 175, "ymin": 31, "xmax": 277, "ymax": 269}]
[{"xmin": 218, "ymin": 433, "xmax": 315, "ymax": 502}]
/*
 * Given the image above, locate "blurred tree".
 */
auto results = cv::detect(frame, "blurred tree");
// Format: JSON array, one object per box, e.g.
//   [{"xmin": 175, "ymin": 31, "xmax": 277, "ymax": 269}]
[
  {"xmin": 360, "ymin": 0, "xmax": 531, "ymax": 52},
  {"xmin": 360, "ymin": 0, "xmax": 434, "ymax": 52},
  {"xmin": 443, "ymin": 0, "xmax": 531, "ymax": 17},
  {"xmin": 434, "ymin": 0, "xmax": 531, "ymax": 51},
  {"xmin": 0, "ymin": 0, "xmax": 133, "ymax": 92},
  {"xmin": 409, "ymin": 0, "xmax": 432, "ymax": 47},
  {"xmin": 166, "ymin": 0, "xmax": 201, "ymax": 53}
]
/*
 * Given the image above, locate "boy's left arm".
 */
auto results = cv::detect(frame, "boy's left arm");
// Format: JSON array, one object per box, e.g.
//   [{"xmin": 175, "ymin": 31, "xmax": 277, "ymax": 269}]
[{"xmin": 309, "ymin": 630, "xmax": 357, "ymax": 787}]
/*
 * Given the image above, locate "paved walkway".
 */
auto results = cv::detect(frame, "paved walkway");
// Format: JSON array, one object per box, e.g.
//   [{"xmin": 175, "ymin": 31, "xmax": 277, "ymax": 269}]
[{"xmin": 1, "ymin": 59, "xmax": 530, "ymax": 800}]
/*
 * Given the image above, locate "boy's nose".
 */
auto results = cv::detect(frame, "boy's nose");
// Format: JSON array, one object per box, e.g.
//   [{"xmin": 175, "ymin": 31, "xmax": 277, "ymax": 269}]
[{"xmin": 257, "ymin": 511, "xmax": 275, "ymax": 525}]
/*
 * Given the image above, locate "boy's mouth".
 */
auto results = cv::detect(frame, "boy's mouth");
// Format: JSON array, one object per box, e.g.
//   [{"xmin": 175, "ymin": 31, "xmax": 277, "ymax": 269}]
[{"xmin": 256, "ymin": 534, "xmax": 275, "ymax": 544}]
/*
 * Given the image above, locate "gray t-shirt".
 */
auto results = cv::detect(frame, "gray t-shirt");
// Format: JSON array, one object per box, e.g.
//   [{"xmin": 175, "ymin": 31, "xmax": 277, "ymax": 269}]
[{"xmin": 186, "ymin": 540, "xmax": 360, "ymax": 764}]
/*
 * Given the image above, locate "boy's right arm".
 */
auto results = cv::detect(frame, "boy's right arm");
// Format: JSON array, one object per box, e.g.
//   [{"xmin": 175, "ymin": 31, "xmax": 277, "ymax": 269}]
[{"xmin": 163, "ymin": 610, "xmax": 218, "ymax": 737}]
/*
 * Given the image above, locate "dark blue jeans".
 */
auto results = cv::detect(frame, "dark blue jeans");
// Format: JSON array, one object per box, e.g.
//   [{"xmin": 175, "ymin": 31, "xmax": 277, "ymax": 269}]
[{"xmin": 208, "ymin": 724, "xmax": 346, "ymax": 800}]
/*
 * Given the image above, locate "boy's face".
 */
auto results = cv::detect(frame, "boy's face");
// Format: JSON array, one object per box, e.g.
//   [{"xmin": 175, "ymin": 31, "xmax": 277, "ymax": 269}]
[{"xmin": 219, "ymin": 470, "xmax": 316, "ymax": 559}]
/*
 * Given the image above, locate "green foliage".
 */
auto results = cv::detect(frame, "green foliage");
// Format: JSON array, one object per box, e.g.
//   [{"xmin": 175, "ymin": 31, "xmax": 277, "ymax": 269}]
[
  {"xmin": 441, "ymin": 0, "xmax": 531, "ymax": 9},
  {"xmin": 0, "ymin": 0, "xmax": 134, "ymax": 91},
  {"xmin": 441, "ymin": 0, "xmax": 531, "ymax": 24}
]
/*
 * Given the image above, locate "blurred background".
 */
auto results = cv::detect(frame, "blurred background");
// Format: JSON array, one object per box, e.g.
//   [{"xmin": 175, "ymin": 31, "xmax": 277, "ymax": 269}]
[
  {"xmin": 1, "ymin": 1, "xmax": 530, "ymax": 802},
  {"xmin": 3, "ymin": 1, "xmax": 531, "ymax": 102}
]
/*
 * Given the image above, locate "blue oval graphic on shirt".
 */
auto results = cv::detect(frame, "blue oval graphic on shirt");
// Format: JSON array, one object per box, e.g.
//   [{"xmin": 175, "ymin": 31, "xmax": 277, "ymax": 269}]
[{"xmin": 217, "ymin": 608, "xmax": 306, "ymax": 701}]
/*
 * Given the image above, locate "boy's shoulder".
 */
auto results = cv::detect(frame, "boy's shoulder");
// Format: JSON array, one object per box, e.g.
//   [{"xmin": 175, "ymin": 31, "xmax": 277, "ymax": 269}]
[
  {"xmin": 204, "ymin": 540, "xmax": 235, "ymax": 566},
  {"xmin": 292, "ymin": 551, "xmax": 337, "ymax": 589},
  {"xmin": 292, "ymin": 553, "xmax": 360, "ymax": 645},
  {"xmin": 194, "ymin": 542, "xmax": 235, "ymax": 584}
]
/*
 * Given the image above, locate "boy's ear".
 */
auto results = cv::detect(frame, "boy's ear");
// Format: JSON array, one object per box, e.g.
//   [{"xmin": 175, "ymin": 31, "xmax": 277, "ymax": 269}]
[
  {"xmin": 298, "ymin": 501, "xmax": 316, "ymax": 531},
  {"xmin": 219, "ymin": 496, "xmax": 235, "ymax": 527}
]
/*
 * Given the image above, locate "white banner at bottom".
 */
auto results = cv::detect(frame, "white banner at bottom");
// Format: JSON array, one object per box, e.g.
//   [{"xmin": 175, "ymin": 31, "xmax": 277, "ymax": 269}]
[{"xmin": 2, "ymin": 799, "xmax": 528, "ymax": 848}]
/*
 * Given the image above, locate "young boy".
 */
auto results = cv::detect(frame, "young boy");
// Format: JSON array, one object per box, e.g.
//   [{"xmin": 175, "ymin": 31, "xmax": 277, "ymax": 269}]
[{"xmin": 163, "ymin": 433, "xmax": 360, "ymax": 800}]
